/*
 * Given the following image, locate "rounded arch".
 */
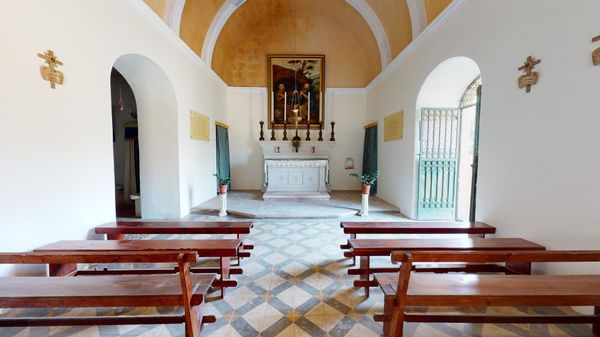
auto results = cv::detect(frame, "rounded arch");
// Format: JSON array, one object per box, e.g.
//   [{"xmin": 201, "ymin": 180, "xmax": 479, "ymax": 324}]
[
  {"xmin": 112, "ymin": 54, "xmax": 181, "ymax": 219},
  {"xmin": 412, "ymin": 56, "xmax": 482, "ymax": 220}
]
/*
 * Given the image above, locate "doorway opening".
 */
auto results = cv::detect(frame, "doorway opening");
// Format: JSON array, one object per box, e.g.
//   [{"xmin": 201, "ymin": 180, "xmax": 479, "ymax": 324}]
[
  {"xmin": 110, "ymin": 68, "xmax": 139, "ymax": 218},
  {"xmin": 414, "ymin": 57, "xmax": 482, "ymax": 221},
  {"xmin": 111, "ymin": 54, "xmax": 181, "ymax": 219}
]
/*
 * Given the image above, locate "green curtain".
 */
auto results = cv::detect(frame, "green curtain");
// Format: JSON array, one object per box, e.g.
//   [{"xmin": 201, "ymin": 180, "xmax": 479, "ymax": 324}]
[
  {"xmin": 215, "ymin": 125, "xmax": 231, "ymax": 192},
  {"xmin": 362, "ymin": 125, "xmax": 378, "ymax": 194}
]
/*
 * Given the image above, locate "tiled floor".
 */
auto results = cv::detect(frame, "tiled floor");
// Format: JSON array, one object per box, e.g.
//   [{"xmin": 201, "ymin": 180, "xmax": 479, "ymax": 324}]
[{"xmin": 1, "ymin": 213, "xmax": 595, "ymax": 336}]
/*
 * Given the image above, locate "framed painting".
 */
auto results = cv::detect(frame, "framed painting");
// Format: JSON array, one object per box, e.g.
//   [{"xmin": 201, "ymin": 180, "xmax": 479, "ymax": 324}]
[{"xmin": 268, "ymin": 54, "xmax": 325, "ymax": 129}]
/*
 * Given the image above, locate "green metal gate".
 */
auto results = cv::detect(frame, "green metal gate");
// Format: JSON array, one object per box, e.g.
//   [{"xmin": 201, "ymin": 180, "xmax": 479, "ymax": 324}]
[{"xmin": 417, "ymin": 108, "xmax": 461, "ymax": 220}]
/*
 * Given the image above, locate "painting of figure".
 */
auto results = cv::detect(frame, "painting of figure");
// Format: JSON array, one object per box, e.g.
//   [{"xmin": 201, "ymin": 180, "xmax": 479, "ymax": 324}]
[{"xmin": 268, "ymin": 55, "xmax": 325, "ymax": 129}]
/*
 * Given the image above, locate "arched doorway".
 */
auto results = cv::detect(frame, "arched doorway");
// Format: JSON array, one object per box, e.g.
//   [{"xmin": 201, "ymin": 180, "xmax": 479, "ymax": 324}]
[
  {"xmin": 110, "ymin": 69, "xmax": 139, "ymax": 217},
  {"xmin": 111, "ymin": 54, "xmax": 181, "ymax": 219},
  {"xmin": 414, "ymin": 57, "xmax": 482, "ymax": 221}
]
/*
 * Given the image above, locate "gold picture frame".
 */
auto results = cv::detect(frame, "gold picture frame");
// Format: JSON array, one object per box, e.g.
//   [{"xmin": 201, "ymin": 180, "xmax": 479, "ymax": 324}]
[{"xmin": 267, "ymin": 54, "xmax": 325, "ymax": 129}]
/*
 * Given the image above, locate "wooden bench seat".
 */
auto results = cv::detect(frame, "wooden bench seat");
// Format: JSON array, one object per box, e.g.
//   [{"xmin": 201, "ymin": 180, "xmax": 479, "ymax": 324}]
[
  {"xmin": 347, "ymin": 238, "xmax": 545, "ymax": 296},
  {"xmin": 340, "ymin": 222, "xmax": 496, "ymax": 265},
  {"xmin": 95, "ymin": 221, "xmax": 254, "ymax": 261},
  {"xmin": 35, "ymin": 239, "xmax": 242, "ymax": 298},
  {"xmin": 374, "ymin": 250, "xmax": 600, "ymax": 337},
  {"xmin": 0, "ymin": 252, "xmax": 215, "ymax": 337}
]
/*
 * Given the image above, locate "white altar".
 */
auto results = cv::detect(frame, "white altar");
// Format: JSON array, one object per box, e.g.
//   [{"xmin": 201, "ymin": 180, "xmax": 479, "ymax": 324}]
[{"xmin": 258, "ymin": 140, "xmax": 335, "ymax": 200}]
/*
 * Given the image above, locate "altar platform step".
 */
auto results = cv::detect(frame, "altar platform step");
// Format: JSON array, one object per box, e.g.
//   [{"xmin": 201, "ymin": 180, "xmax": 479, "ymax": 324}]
[
  {"xmin": 191, "ymin": 191, "xmax": 401, "ymax": 219},
  {"xmin": 262, "ymin": 192, "xmax": 330, "ymax": 200}
]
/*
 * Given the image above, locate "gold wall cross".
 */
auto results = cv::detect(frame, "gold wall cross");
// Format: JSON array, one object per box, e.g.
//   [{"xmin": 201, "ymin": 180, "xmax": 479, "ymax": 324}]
[
  {"xmin": 593, "ymin": 35, "xmax": 600, "ymax": 66},
  {"xmin": 518, "ymin": 56, "xmax": 541, "ymax": 93},
  {"xmin": 37, "ymin": 50, "xmax": 64, "ymax": 89}
]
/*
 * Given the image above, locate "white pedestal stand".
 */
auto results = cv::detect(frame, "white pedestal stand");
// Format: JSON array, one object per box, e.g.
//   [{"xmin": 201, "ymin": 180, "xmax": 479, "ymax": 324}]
[
  {"xmin": 219, "ymin": 193, "xmax": 228, "ymax": 217},
  {"xmin": 359, "ymin": 193, "xmax": 369, "ymax": 216}
]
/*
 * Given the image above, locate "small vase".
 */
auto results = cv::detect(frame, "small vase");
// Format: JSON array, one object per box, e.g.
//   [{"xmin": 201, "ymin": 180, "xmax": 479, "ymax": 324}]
[
  {"xmin": 219, "ymin": 184, "xmax": 228, "ymax": 195},
  {"xmin": 361, "ymin": 184, "xmax": 371, "ymax": 195}
]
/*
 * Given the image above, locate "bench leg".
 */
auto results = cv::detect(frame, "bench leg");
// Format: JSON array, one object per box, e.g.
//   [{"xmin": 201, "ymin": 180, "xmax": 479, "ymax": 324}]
[
  {"xmin": 387, "ymin": 298, "xmax": 405, "ymax": 337},
  {"xmin": 49, "ymin": 263, "xmax": 77, "ymax": 276},
  {"xmin": 594, "ymin": 306, "xmax": 600, "ymax": 337},
  {"xmin": 505, "ymin": 262, "xmax": 531, "ymax": 275},
  {"xmin": 220, "ymin": 257, "xmax": 231, "ymax": 299},
  {"xmin": 350, "ymin": 234, "xmax": 356, "ymax": 266},
  {"xmin": 106, "ymin": 233, "xmax": 126, "ymax": 240},
  {"xmin": 359, "ymin": 256, "xmax": 370, "ymax": 297}
]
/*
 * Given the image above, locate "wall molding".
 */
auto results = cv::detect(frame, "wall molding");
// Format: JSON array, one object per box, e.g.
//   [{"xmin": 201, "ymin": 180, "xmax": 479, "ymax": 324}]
[
  {"xmin": 345, "ymin": 0, "xmax": 391, "ymax": 68},
  {"xmin": 127, "ymin": 0, "xmax": 227, "ymax": 88},
  {"xmin": 365, "ymin": 0, "xmax": 467, "ymax": 93},
  {"xmin": 406, "ymin": 0, "xmax": 427, "ymax": 39}
]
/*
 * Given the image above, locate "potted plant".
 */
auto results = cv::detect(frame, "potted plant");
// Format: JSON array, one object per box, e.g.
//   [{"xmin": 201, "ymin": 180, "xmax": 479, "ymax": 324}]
[
  {"xmin": 349, "ymin": 171, "xmax": 379, "ymax": 195},
  {"xmin": 213, "ymin": 174, "xmax": 231, "ymax": 195}
]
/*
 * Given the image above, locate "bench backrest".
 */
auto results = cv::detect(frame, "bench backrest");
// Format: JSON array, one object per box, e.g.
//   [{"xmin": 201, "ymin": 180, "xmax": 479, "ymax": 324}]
[
  {"xmin": 0, "ymin": 251, "xmax": 197, "ymax": 265},
  {"xmin": 391, "ymin": 250, "xmax": 600, "ymax": 264}
]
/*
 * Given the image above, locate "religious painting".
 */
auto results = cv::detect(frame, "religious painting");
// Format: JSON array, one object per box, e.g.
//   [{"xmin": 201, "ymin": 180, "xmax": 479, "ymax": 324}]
[{"xmin": 268, "ymin": 54, "xmax": 325, "ymax": 129}]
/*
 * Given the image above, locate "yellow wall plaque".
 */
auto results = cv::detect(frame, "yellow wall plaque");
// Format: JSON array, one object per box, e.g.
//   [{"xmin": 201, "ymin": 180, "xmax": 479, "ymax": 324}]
[
  {"xmin": 190, "ymin": 111, "xmax": 210, "ymax": 141},
  {"xmin": 384, "ymin": 110, "xmax": 404, "ymax": 142}
]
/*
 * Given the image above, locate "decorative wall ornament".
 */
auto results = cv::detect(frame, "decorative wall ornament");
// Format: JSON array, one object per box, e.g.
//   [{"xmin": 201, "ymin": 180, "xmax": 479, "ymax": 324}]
[
  {"xmin": 592, "ymin": 35, "xmax": 600, "ymax": 66},
  {"xmin": 517, "ymin": 56, "xmax": 541, "ymax": 93},
  {"xmin": 37, "ymin": 50, "xmax": 64, "ymax": 89}
]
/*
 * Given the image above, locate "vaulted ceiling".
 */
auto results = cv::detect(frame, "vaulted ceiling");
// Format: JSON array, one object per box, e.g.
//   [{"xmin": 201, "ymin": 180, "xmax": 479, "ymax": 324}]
[{"xmin": 143, "ymin": 0, "xmax": 453, "ymax": 87}]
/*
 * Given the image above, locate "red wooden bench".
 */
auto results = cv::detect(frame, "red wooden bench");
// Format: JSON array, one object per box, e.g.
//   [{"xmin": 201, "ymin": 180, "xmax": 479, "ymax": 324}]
[
  {"xmin": 340, "ymin": 221, "xmax": 496, "ymax": 265},
  {"xmin": 375, "ymin": 250, "xmax": 600, "ymax": 337},
  {"xmin": 0, "ymin": 251, "xmax": 215, "ymax": 337},
  {"xmin": 346, "ymin": 237, "xmax": 545, "ymax": 296},
  {"xmin": 95, "ymin": 221, "xmax": 254, "ymax": 263},
  {"xmin": 35, "ymin": 239, "xmax": 241, "ymax": 298}
]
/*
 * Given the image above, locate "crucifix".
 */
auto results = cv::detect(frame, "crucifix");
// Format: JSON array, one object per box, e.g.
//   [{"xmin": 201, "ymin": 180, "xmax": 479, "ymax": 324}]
[
  {"xmin": 517, "ymin": 56, "xmax": 541, "ymax": 93},
  {"xmin": 37, "ymin": 50, "xmax": 64, "ymax": 89}
]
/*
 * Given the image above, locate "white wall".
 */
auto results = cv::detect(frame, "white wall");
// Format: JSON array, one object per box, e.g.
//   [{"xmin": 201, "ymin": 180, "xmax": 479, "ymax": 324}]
[
  {"xmin": 0, "ymin": 0, "xmax": 226, "ymax": 275},
  {"xmin": 367, "ymin": 0, "xmax": 600, "ymax": 274},
  {"xmin": 227, "ymin": 88, "xmax": 367, "ymax": 191}
]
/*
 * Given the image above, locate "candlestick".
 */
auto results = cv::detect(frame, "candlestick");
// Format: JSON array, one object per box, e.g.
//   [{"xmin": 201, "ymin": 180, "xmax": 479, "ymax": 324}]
[
  {"xmin": 318, "ymin": 123, "xmax": 323, "ymax": 141},
  {"xmin": 270, "ymin": 127, "xmax": 276, "ymax": 141},
  {"xmin": 308, "ymin": 92, "xmax": 311, "ymax": 122},
  {"xmin": 330, "ymin": 121, "xmax": 336, "ymax": 141},
  {"xmin": 259, "ymin": 121, "xmax": 265, "ymax": 141},
  {"xmin": 284, "ymin": 92, "xmax": 287, "ymax": 122},
  {"xmin": 306, "ymin": 122, "xmax": 311, "ymax": 141},
  {"xmin": 283, "ymin": 123, "xmax": 288, "ymax": 140}
]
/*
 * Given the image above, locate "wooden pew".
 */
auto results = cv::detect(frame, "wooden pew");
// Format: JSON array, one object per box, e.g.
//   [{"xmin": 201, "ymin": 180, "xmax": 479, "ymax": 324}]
[
  {"xmin": 346, "ymin": 237, "xmax": 545, "ymax": 296},
  {"xmin": 95, "ymin": 221, "xmax": 255, "ymax": 262},
  {"xmin": 0, "ymin": 251, "xmax": 216, "ymax": 337},
  {"xmin": 340, "ymin": 221, "xmax": 496, "ymax": 265},
  {"xmin": 35, "ymin": 239, "xmax": 241, "ymax": 298},
  {"xmin": 374, "ymin": 250, "xmax": 600, "ymax": 337}
]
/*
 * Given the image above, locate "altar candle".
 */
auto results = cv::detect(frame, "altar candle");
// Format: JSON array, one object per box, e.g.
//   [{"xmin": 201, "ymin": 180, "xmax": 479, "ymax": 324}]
[
  {"xmin": 271, "ymin": 91, "xmax": 274, "ymax": 118},
  {"xmin": 320, "ymin": 92, "xmax": 322, "ymax": 117},
  {"xmin": 284, "ymin": 92, "xmax": 287, "ymax": 122},
  {"xmin": 308, "ymin": 92, "xmax": 311, "ymax": 122}
]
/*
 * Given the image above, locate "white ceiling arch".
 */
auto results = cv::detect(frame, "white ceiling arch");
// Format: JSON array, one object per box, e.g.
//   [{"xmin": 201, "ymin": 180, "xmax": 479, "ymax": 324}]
[
  {"xmin": 406, "ymin": 0, "xmax": 427, "ymax": 39},
  {"xmin": 167, "ymin": 0, "xmax": 187, "ymax": 36},
  {"xmin": 194, "ymin": 0, "xmax": 391, "ymax": 68},
  {"xmin": 345, "ymin": 0, "xmax": 391, "ymax": 68}
]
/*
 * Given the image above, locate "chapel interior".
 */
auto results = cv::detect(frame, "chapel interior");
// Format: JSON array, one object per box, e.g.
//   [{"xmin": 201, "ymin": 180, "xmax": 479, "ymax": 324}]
[{"xmin": 1, "ymin": 1, "xmax": 600, "ymax": 337}]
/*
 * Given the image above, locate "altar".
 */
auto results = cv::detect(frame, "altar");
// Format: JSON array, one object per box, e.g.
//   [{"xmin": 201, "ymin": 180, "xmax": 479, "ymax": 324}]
[{"xmin": 258, "ymin": 140, "xmax": 335, "ymax": 200}]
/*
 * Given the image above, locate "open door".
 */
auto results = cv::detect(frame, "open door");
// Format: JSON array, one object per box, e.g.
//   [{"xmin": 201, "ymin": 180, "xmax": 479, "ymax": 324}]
[{"xmin": 417, "ymin": 108, "xmax": 461, "ymax": 220}]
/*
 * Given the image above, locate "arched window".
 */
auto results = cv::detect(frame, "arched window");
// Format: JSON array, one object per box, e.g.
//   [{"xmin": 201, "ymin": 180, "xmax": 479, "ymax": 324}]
[{"xmin": 459, "ymin": 75, "xmax": 482, "ymax": 109}]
